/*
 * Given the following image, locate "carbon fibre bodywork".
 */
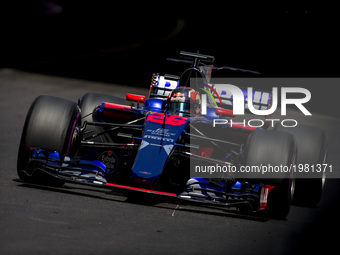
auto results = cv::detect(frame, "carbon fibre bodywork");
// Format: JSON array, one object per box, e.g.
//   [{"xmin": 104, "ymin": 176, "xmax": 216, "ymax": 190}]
[{"xmin": 18, "ymin": 51, "xmax": 297, "ymax": 217}]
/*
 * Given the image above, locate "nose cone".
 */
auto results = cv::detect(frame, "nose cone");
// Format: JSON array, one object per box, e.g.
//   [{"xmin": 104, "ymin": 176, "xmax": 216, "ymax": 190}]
[
  {"xmin": 132, "ymin": 140, "xmax": 174, "ymax": 183},
  {"xmin": 131, "ymin": 112, "xmax": 188, "ymax": 185}
]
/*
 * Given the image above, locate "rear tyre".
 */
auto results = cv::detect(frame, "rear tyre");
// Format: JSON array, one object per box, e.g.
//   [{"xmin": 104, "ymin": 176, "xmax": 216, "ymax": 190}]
[
  {"xmin": 245, "ymin": 130, "xmax": 296, "ymax": 219},
  {"xmin": 17, "ymin": 96, "xmax": 81, "ymax": 186},
  {"xmin": 274, "ymin": 124, "xmax": 328, "ymax": 207}
]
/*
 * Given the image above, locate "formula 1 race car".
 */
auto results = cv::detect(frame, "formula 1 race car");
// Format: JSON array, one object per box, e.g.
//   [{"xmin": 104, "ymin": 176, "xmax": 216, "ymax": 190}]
[{"xmin": 17, "ymin": 51, "xmax": 328, "ymax": 219}]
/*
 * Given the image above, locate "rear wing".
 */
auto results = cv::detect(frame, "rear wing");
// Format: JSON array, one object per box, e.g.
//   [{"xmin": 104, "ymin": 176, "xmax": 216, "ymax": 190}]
[{"xmin": 148, "ymin": 73, "xmax": 180, "ymax": 99}]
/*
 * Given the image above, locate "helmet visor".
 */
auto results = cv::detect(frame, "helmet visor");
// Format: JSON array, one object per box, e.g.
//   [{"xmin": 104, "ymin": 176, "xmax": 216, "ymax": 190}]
[{"xmin": 170, "ymin": 102, "xmax": 191, "ymax": 116}]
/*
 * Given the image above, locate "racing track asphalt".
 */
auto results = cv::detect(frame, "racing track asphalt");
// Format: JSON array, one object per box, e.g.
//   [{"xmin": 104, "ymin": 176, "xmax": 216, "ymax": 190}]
[{"xmin": 1, "ymin": 69, "xmax": 340, "ymax": 255}]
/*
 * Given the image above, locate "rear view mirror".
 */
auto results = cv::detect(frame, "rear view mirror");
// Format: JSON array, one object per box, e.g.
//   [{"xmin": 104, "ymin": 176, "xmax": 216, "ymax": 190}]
[{"xmin": 126, "ymin": 93, "xmax": 146, "ymax": 103}]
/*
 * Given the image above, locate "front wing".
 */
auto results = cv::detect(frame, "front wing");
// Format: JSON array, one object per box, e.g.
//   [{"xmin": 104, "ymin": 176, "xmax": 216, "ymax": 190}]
[{"xmin": 20, "ymin": 148, "xmax": 273, "ymax": 214}]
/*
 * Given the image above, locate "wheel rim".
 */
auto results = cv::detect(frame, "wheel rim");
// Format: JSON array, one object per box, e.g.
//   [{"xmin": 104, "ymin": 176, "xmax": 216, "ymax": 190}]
[
  {"xmin": 321, "ymin": 148, "xmax": 328, "ymax": 189},
  {"xmin": 66, "ymin": 110, "xmax": 81, "ymax": 155},
  {"xmin": 290, "ymin": 178, "xmax": 296, "ymax": 203}
]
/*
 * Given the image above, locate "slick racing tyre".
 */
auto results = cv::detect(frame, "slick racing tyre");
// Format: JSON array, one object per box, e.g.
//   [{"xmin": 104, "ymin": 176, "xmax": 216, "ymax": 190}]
[
  {"xmin": 245, "ymin": 130, "xmax": 296, "ymax": 219},
  {"xmin": 274, "ymin": 124, "xmax": 328, "ymax": 207},
  {"xmin": 80, "ymin": 93, "xmax": 133, "ymax": 143},
  {"xmin": 17, "ymin": 96, "xmax": 81, "ymax": 186}
]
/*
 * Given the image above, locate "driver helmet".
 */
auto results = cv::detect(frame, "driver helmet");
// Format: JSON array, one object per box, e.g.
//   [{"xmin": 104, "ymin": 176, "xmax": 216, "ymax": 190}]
[{"xmin": 168, "ymin": 87, "xmax": 201, "ymax": 116}]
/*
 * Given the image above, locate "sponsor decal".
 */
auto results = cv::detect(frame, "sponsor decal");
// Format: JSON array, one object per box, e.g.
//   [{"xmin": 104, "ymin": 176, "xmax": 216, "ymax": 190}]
[
  {"xmin": 99, "ymin": 151, "xmax": 118, "ymax": 174},
  {"xmin": 171, "ymin": 92, "xmax": 185, "ymax": 102}
]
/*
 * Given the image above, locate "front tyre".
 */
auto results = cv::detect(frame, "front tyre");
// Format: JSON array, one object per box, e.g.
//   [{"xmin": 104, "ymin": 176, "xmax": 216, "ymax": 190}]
[
  {"xmin": 274, "ymin": 124, "xmax": 328, "ymax": 207},
  {"xmin": 17, "ymin": 96, "xmax": 81, "ymax": 185},
  {"xmin": 245, "ymin": 130, "xmax": 296, "ymax": 219}
]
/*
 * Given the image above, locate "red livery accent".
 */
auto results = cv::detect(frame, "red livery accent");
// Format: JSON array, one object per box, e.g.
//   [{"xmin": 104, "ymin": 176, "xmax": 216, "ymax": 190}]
[
  {"xmin": 102, "ymin": 103, "xmax": 132, "ymax": 119},
  {"xmin": 260, "ymin": 185, "xmax": 275, "ymax": 209},
  {"xmin": 204, "ymin": 83, "xmax": 223, "ymax": 106},
  {"xmin": 216, "ymin": 108, "xmax": 235, "ymax": 117},
  {"xmin": 199, "ymin": 147, "xmax": 214, "ymax": 158},
  {"xmin": 105, "ymin": 182, "xmax": 177, "ymax": 196},
  {"xmin": 126, "ymin": 93, "xmax": 146, "ymax": 103},
  {"xmin": 231, "ymin": 124, "xmax": 257, "ymax": 131},
  {"xmin": 146, "ymin": 113, "xmax": 188, "ymax": 126},
  {"xmin": 104, "ymin": 103, "xmax": 132, "ymax": 111}
]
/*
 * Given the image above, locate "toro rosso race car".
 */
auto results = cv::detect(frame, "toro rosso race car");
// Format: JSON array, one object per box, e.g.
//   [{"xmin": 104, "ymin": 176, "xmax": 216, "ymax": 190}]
[{"xmin": 17, "ymin": 51, "xmax": 328, "ymax": 219}]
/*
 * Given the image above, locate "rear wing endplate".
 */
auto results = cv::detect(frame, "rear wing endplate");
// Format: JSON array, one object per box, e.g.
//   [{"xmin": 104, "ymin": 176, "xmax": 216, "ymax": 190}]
[{"xmin": 148, "ymin": 73, "xmax": 180, "ymax": 99}]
